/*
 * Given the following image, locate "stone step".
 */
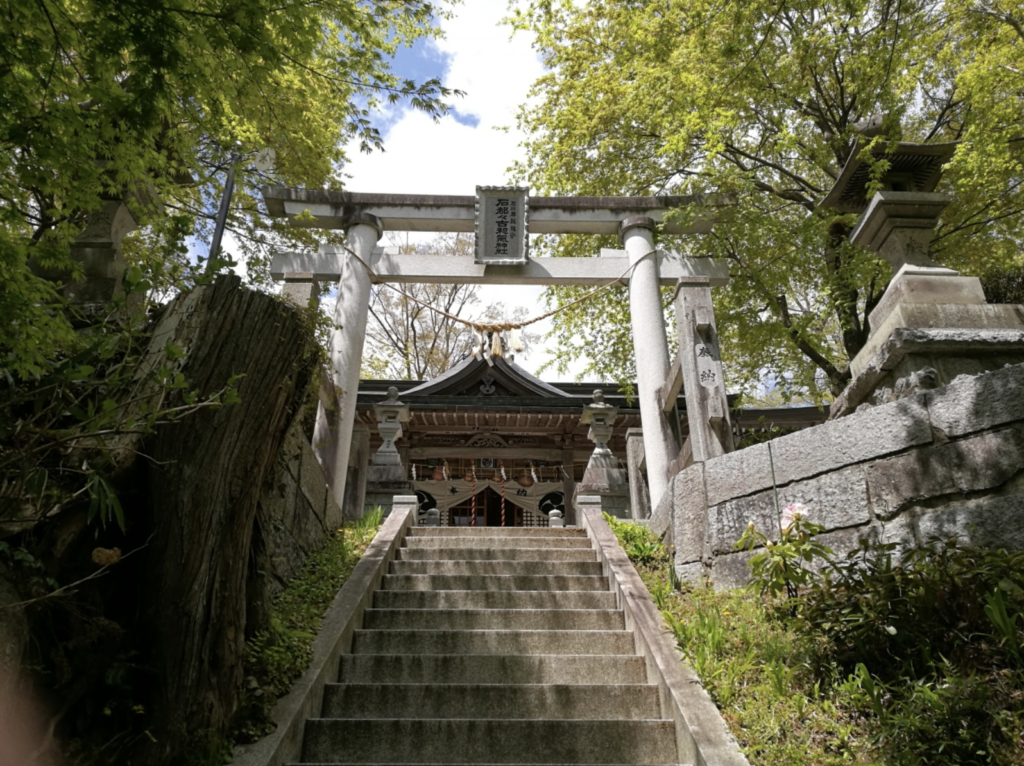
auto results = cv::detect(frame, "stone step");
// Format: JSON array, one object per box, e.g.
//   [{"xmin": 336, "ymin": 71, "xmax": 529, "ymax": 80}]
[
  {"xmin": 395, "ymin": 547, "xmax": 597, "ymax": 562},
  {"xmin": 390, "ymin": 560, "xmax": 604, "ymax": 577},
  {"xmin": 321, "ymin": 683, "xmax": 661, "ymax": 720},
  {"xmin": 338, "ymin": 654, "xmax": 648, "ymax": 685},
  {"xmin": 408, "ymin": 528, "xmax": 587, "ymax": 537},
  {"xmin": 373, "ymin": 590, "xmax": 618, "ymax": 611},
  {"xmin": 301, "ymin": 718, "xmax": 678, "ymax": 764},
  {"xmin": 403, "ymin": 537, "xmax": 594, "ymax": 550},
  {"xmin": 362, "ymin": 608, "xmax": 624, "ymax": 631},
  {"xmin": 350, "ymin": 629, "xmax": 636, "ymax": 656},
  {"xmin": 381, "ymin": 575, "xmax": 609, "ymax": 592}
]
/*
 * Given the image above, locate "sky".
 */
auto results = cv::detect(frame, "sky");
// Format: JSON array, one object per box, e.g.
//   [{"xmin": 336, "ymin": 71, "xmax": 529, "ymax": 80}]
[{"xmin": 338, "ymin": 5, "xmax": 588, "ymax": 380}]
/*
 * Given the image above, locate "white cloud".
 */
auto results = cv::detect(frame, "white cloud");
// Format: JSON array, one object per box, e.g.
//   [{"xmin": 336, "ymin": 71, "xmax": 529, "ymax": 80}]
[{"xmin": 340, "ymin": 6, "xmax": 594, "ymax": 381}]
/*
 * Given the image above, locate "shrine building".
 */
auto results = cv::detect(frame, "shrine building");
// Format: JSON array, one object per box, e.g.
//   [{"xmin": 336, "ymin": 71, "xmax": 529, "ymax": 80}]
[{"xmin": 349, "ymin": 354, "xmax": 828, "ymax": 526}]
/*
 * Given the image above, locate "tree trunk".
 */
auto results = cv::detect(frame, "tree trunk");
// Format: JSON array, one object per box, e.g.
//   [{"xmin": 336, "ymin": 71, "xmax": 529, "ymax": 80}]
[{"xmin": 138, "ymin": 276, "xmax": 316, "ymax": 763}]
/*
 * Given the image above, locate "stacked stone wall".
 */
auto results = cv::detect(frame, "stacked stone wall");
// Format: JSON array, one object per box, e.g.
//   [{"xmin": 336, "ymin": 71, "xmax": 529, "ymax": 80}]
[
  {"xmin": 255, "ymin": 419, "xmax": 343, "ymax": 598},
  {"xmin": 657, "ymin": 361, "xmax": 1024, "ymax": 587}
]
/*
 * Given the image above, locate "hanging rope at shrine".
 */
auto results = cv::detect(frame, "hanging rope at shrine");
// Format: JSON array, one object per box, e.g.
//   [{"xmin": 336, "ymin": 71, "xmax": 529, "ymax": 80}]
[
  {"xmin": 339, "ymin": 242, "xmax": 658, "ymax": 358},
  {"xmin": 499, "ymin": 460, "xmax": 507, "ymax": 527},
  {"xmin": 470, "ymin": 465, "xmax": 477, "ymax": 527}
]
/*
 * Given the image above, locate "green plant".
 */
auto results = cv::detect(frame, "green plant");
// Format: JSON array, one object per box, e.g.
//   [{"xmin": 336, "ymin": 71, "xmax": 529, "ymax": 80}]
[
  {"xmin": 351, "ymin": 506, "xmax": 385, "ymax": 540},
  {"xmin": 985, "ymin": 582, "xmax": 1024, "ymax": 666},
  {"xmin": 232, "ymin": 514, "xmax": 383, "ymax": 744},
  {"xmin": 604, "ymin": 514, "xmax": 670, "ymax": 569},
  {"xmin": 797, "ymin": 537, "xmax": 1024, "ymax": 680},
  {"xmin": 1, "ymin": 271, "xmax": 242, "ymax": 538},
  {"xmin": 735, "ymin": 515, "xmax": 833, "ymax": 600}
]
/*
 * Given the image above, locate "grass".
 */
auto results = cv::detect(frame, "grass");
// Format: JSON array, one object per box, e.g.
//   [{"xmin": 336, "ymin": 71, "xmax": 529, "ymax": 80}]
[
  {"xmin": 605, "ymin": 514, "xmax": 1024, "ymax": 766},
  {"xmin": 230, "ymin": 508, "xmax": 384, "ymax": 746}
]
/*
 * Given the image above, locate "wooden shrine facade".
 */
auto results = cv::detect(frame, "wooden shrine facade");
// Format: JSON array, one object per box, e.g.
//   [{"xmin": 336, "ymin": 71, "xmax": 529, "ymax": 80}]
[{"xmin": 351, "ymin": 355, "xmax": 829, "ymax": 526}]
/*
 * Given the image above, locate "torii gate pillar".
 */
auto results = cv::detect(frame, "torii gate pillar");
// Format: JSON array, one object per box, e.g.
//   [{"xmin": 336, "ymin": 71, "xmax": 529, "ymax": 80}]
[
  {"xmin": 312, "ymin": 214, "xmax": 381, "ymax": 512},
  {"xmin": 621, "ymin": 216, "xmax": 678, "ymax": 509}
]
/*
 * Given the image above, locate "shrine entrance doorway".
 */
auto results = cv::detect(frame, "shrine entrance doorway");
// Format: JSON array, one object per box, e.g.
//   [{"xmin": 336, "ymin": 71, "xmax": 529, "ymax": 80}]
[{"xmin": 449, "ymin": 488, "xmax": 526, "ymax": 528}]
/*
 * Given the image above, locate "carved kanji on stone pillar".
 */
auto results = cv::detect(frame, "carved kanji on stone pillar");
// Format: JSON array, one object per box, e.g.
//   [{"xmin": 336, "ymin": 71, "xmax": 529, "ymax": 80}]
[{"xmin": 674, "ymin": 277, "xmax": 734, "ymax": 463}]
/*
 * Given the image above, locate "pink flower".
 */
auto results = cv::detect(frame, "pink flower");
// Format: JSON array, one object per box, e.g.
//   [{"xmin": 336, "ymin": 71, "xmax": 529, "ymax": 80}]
[{"xmin": 781, "ymin": 503, "xmax": 808, "ymax": 532}]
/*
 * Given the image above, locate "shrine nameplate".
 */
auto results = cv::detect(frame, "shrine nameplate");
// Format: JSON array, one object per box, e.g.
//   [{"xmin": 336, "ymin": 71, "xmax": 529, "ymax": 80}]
[{"xmin": 475, "ymin": 186, "xmax": 529, "ymax": 265}]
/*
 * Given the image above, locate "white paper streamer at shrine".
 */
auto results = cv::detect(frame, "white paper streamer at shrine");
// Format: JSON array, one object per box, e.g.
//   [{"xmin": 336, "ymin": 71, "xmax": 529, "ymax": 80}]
[{"xmin": 412, "ymin": 480, "xmax": 564, "ymax": 516}]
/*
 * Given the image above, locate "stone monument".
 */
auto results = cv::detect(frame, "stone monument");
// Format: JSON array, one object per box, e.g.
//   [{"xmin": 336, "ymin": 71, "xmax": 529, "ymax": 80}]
[
  {"xmin": 823, "ymin": 142, "xmax": 1024, "ymax": 416},
  {"xmin": 573, "ymin": 390, "xmax": 630, "ymax": 518},
  {"xmin": 363, "ymin": 386, "xmax": 414, "ymax": 515}
]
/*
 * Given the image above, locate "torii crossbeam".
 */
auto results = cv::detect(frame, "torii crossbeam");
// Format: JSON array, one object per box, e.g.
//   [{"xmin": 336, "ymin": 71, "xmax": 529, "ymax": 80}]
[{"xmin": 261, "ymin": 185, "xmax": 731, "ymax": 518}]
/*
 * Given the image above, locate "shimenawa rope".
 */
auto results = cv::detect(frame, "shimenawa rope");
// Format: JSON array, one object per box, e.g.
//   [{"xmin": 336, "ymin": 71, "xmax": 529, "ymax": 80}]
[{"xmin": 338, "ymin": 242, "xmax": 657, "ymax": 358}]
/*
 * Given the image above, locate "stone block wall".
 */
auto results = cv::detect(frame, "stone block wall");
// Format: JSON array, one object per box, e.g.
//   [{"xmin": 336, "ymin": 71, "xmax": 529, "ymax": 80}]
[
  {"xmin": 254, "ymin": 419, "xmax": 343, "ymax": 598},
  {"xmin": 663, "ymin": 361, "xmax": 1024, "ymax": 588}
]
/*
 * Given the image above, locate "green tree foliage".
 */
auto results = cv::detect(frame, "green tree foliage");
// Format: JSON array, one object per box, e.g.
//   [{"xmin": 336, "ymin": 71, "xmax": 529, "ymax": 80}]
[
  {"xmin": 1, "ymin": 0, "xmax": 457, "ymax": 378},
  {"xmin": 510, "ymin": 0, "xmax": 1024, "ymax": 400}
]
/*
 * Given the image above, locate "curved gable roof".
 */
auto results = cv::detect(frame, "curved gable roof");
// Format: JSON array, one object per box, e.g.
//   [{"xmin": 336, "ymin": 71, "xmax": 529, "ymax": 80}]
[{"xmin": 403, "ymin": 356, "xmax": 572, "ymax": 398}]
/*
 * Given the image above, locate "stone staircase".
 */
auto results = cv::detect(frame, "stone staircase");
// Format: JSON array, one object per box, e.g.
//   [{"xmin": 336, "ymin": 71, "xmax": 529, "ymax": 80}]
[{"xmin": 296, "ymin": 526, "xmax": 678, "ymax": 765}]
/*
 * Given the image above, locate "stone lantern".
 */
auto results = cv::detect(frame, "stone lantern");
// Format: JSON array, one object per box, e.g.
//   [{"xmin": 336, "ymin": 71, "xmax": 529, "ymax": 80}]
[
  {"xmin": 822, "ymin": 142, "xmax": 1024, "ymax": 415},
  {"xmin": 364, "ymin": 386, "xmax": 414, "ymax": 515},
  {"xmin": 573, "ymin": 390, "xmax": 629, "ymax": 518}
]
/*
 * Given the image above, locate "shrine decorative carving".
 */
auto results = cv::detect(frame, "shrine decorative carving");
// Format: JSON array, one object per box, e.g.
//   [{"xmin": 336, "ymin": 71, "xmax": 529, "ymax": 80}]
[{"xmin": 465, "ymin": 433, "xmax": 510, "ymax": 449}]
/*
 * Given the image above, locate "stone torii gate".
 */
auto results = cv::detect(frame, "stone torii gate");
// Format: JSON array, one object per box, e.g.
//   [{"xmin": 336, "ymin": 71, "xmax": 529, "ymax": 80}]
[{"xmin": 261, "ymin": 186, "xmax": 733, "ymax": 515}]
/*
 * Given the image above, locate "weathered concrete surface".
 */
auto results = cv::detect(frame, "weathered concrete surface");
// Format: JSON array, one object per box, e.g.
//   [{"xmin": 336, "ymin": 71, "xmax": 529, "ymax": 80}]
[
  {"xmin": 625, "ymin": 222, "xmax": 676, "ymax": 509},
  {"xmin": 648, "ymin": 482, "xmax": 673, "ymax": 544},
  {"xmin": 927, "ymin": 362, "xmax": 1024, "ymax": 437},
  {"xmin": 867, "ymin": 271, "xmax": 987, "ymax": 332},
  {"xmin": 707, "ymin": 467, "xmax": 870, "ymax": 554},
  {"xmin": 672, "ymin": 464, "xmax": 707, "ymax": 565},
  {"xmin": 262, "ymin": 186, "xmax": 721, "ymax": 237},
  {"xmin": 854, "ymin": 302, "xmax": 1024, "ymax": 376},
  {"xmin": 675, "ymin": 361, "xmax": 1024, "ymax": 587},
  {"xmin": 625, "ymin": 427, "xmax": 651, "ymax": 520},
  {"xmin": 255, "ymin": 421, "xmax": 342, "ymax": 597},
  {"xmin": 272, "ymin": 245, "xmax": 729, "ymax": 285},
  {"xmin": 833, "ymin": 328, "xmax": 1024, "ymax": 418},
  {"xmin": 909, "ymin": 490, "xmax": 1024, "ymax": 550}
]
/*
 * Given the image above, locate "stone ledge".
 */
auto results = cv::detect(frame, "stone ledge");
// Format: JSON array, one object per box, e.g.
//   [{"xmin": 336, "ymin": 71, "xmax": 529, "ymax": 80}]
[
  {"xmin": 911, "ymin": 492, "xmax": 1024, "ymax": 550},
  {"xmin": 865, "ymin": 427, "xmax": 1024, "ymax": 519},
  {"xmin": 704, "ymin": 395, "xmax": 931, "ymax": 507},
  {"xmin": 851, "ymin": 302, "xmax": 1023, "ymax": 377},
  {"xmin": 706, "ymin": 466, "xmax": 870, "ymax": 555},
  {"xmin": 833, "ymin": 328, "xmax": 1024, "ymax": 417},
  {"xmin": 583, "ymin": 509, "xmax": 751, "ymax": 766},
  {"xmin": 927, "ymin": 360, "xmax": 1024, "ymax": 437},
  {"xmin": 672, "ymin": 464, "xmax": 707, "ymax": 564}
]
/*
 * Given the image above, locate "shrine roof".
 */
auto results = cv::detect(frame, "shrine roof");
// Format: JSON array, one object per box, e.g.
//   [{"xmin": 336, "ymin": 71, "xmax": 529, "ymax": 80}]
[{"xmin": 357, "ymin": 354, "xmax": 640, "ymax": 411}]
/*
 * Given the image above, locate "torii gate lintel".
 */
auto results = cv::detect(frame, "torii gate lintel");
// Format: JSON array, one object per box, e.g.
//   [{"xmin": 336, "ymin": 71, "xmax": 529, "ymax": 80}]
[{"xmin": 262, "ymin": 186, "xmax": 731, "ymax": 519}]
